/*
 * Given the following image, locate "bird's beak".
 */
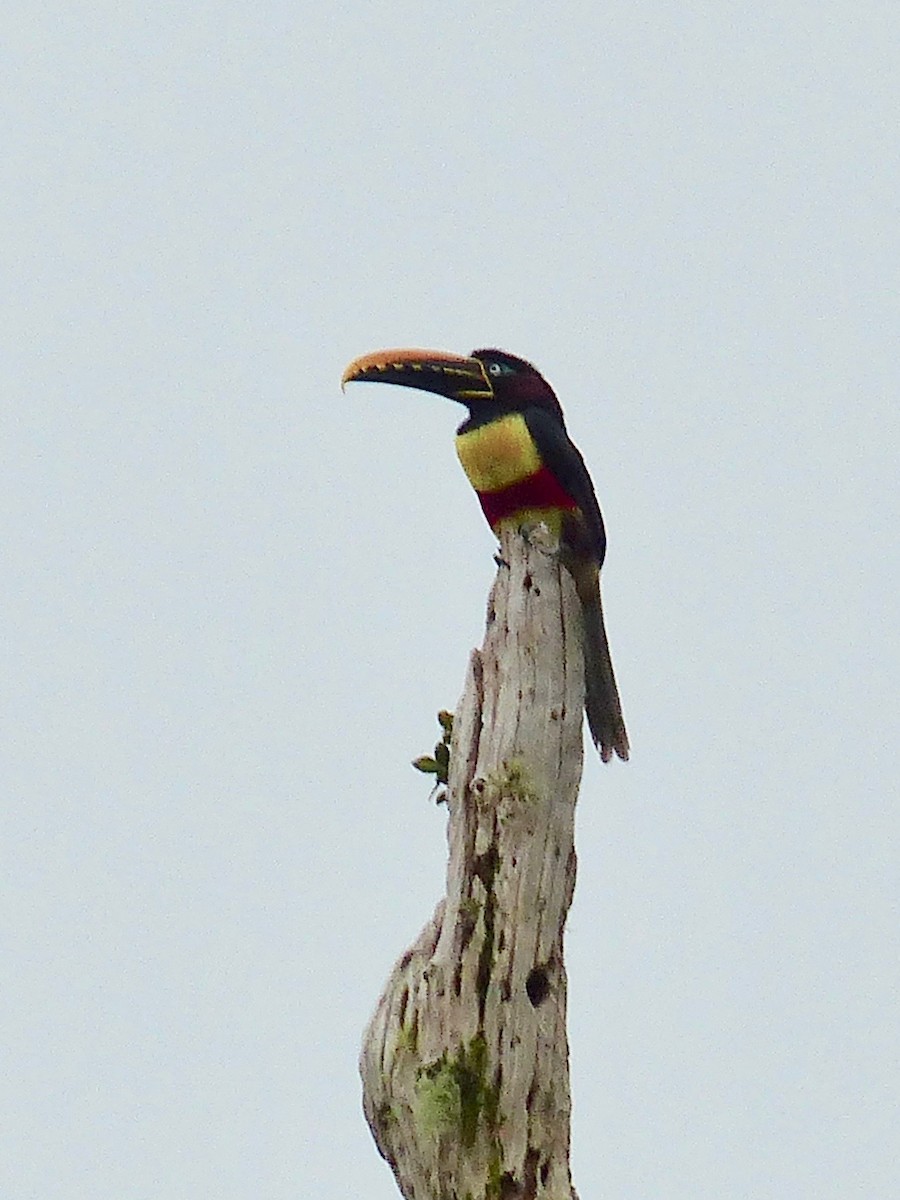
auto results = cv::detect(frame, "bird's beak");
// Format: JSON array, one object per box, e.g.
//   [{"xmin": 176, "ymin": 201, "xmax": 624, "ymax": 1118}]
[{"xmin": 341, "ymin": 348, "xmax": 493, "ymax": 402}]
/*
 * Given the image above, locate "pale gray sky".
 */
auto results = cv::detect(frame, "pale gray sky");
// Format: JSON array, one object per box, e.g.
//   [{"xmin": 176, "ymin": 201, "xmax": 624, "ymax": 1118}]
[{"xmin": 2, "ymin": 3, "xmax": 898, "ymax": 1197}]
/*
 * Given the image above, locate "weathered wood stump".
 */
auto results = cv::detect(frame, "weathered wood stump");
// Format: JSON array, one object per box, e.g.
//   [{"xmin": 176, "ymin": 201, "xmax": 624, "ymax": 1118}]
[{"xmin": 360, "ymin": 527, "xmax": 586, "ymax": 1200}]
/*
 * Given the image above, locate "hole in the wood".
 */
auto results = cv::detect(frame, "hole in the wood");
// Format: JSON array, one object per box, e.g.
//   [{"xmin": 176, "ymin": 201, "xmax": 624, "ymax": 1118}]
[
  {"xmin": 398, "ymin": 988, "xmax": 409, "ymax": 1025},
  {"xmin": 533, "ymin": 586, "xmax": 541, "ymax": 596},
  {"xmin": 497, "ymin": 929, "xmax": 505, "ymax": 952},
  {"xmin": 540, "ymin": 1160, "xmax": 550, "ymax": 1185},
  {"xmin": 499, "ymin": 1172, "xmax": 518, "ymax": 1198},
  {"xmin": 526, "ymin": 967, "xmax": 550, "ymax": 1007},
  {"xmin": 523, "ymin": 572, "xmax": 533, "ymax": 589}
]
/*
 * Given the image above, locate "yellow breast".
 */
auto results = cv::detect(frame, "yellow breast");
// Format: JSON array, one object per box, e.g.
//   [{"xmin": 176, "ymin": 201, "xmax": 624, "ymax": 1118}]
[{"xmin": 455, "ymin": 412, "xmax": 542, "ymax": 493}]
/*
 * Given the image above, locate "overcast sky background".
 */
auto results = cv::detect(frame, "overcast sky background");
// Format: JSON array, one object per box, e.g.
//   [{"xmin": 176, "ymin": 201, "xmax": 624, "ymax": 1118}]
[{"xmin": 3, "ymin": 3, "xmax": 898, "ymax": 1197}]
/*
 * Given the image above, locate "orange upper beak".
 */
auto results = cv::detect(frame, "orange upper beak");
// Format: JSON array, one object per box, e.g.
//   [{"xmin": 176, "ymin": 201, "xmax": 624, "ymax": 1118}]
[{"xmin": 341, "ymin": 348, "xmax": 493, "ymax": 403}]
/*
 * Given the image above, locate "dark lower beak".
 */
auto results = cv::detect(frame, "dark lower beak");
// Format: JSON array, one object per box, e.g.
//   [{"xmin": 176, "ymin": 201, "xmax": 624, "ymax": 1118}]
[{"xmin": 341, "ymin": 348, "xmax": 493, "ymax": 403}]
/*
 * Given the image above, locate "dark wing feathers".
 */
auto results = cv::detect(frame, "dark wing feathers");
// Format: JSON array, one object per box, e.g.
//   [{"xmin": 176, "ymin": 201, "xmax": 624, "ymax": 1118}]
[{"xmin": 523, "ymin": 407, "xmax": 606, "ymax": 565}]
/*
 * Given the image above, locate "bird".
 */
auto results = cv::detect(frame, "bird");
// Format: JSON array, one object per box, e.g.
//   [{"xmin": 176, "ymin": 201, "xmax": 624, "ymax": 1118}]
[{"xmin": 341, "ymin": 347, "xmax": 629, "ymax": 762}]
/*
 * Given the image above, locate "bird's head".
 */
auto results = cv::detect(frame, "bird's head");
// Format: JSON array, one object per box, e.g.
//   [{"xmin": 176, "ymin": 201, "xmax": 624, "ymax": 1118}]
[{"xmin": 342, "ymin": 346, "xmax": 566, "ymax": 426}]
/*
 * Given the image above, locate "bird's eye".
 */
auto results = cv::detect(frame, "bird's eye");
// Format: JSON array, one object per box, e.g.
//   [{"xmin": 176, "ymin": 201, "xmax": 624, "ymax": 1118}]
[{"xmin": 488, "ymin": 362, "xmax": 507, "ymax": 376}]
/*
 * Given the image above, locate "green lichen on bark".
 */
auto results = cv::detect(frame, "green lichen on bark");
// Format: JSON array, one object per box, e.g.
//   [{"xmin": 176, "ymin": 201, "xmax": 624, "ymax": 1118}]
[
  {"xmin": 485, "ymin": 1150, "xmax": 503, "ymax": 1200},
  {"xmin": 396, "ymin": 1018, "xmax": 418, "ymax": 1057},
  {"xmin": 456, "ymin": 1033, "xmax": 497, "ymax": 1146},
  {"xmin": 414, "ymin": 1034, "xmax": 500, "ymax": 1151},
  {"xmin": 486, "ymin": 757, "xmax": 540, "ymax": 806},
  {"xmin": 415, "ymin": 1052, "xmax": 462, "ymax": 1139}
]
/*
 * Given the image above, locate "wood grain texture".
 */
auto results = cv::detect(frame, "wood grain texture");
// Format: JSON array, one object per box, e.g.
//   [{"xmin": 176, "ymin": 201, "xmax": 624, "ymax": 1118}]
[{"xmin": 360, "ymin": 527, "xmax": 585, "ymax": 1200}]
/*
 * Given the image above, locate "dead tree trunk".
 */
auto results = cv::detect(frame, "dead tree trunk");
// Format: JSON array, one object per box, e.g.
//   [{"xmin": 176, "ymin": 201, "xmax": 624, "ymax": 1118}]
[{"xmin": 360, "ymin": 526, "xmax": 586, "ymax": 1200}]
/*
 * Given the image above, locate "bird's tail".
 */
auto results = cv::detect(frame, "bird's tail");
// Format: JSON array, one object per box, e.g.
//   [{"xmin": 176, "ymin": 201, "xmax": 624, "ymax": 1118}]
[{"xmin": 572, "ymin": 562, "xmax": 630, "ymax": 762}]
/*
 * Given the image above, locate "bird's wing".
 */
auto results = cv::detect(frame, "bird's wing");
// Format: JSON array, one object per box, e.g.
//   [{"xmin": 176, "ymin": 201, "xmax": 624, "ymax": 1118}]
[{"xmin": 523, "ymin": 407, "xmax": 607, "ymax": 564}]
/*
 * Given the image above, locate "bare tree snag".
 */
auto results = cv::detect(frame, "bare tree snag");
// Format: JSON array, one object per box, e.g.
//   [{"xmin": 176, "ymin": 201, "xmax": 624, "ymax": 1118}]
[{"xmin": 360, "ymin": 526, "xmax": 586, "ymax": 1200}]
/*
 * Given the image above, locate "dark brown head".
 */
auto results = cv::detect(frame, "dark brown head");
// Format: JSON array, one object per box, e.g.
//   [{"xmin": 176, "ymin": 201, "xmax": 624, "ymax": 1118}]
[{"xmin": 468, "ymin": 349, "xmax": 567, "ymax": 426}]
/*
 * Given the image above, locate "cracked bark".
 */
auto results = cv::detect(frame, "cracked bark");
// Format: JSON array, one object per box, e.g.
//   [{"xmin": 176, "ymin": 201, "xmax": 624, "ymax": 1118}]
[{"xmin": 360, "ymin": 527, "xmax": 585, "ymax": 1200}]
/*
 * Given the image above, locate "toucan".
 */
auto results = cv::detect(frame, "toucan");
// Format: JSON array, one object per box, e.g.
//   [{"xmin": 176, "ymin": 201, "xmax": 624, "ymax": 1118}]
[{"xmin": 342, "ymin": 347, "xmax": 629, "ymax": 762}]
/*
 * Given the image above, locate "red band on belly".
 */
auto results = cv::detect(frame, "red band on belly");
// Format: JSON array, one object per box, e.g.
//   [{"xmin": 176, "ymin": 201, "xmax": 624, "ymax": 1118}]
[{"xmin": 477, "ymin": 466, "xmax": 579, "ymax": 529}]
